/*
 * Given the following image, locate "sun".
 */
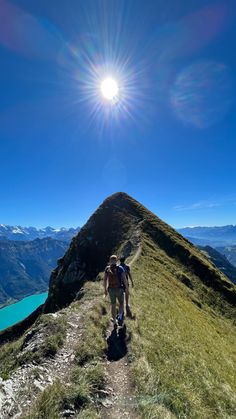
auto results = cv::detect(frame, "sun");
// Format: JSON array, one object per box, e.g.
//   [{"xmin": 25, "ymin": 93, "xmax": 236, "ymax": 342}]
[{"xmin": 101, "ymin": 77, "xmax": 118, "ymax": 100}]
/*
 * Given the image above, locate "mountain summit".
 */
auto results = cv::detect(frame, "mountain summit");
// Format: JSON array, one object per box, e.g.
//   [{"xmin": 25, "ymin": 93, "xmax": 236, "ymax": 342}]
[
  {"xmin": 44, "ymin": 192, "xmax": 236, "ymax": 312},
  {"xmin": 44, "ymin": 192, "xmax": 143, "ymax": 311}
]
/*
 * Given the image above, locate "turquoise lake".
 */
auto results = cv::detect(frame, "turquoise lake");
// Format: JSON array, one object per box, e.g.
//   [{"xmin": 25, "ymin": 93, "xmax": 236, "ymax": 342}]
[{"xmin": 0, "ymin": 292, "xmax": 48, "ymax": 332}]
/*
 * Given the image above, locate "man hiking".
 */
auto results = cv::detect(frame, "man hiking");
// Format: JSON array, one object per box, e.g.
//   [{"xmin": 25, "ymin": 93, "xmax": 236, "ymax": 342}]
[
  {"xmin": 104, "ymin": 254, "xmax": 128, "ymax": 327},
  {"xmin": 119, "ymin": 256, "xmax": 134, "ymax": 317}
]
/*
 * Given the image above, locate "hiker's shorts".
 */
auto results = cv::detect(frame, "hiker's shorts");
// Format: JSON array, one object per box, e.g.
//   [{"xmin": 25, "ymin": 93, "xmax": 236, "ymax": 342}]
[{"xmin": 108, "ymin": 287, "xmax": 124, "ymax": 305}]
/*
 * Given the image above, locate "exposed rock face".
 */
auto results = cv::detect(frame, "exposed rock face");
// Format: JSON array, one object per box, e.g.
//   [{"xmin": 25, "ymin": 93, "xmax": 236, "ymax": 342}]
[{"xmin": 44, "ymin": 192, "xmax": 236, "ymax": 313}]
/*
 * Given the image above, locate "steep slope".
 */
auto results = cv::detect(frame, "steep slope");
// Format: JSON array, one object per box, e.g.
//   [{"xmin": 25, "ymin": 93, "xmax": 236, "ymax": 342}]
[
  {"xmin": 199, "ymin": 245, "xmax": 236, "ymax": 285},
  {"xmin": 0, "ymin": 192, "xmax": 236, "ymax": 419},
  {"xmin": 128, "ymin": 237, "xmax": 236, "ymax": 418},
  {"xmin": 0, "ymin": 238, "xmax": 68, "ymax": 307}
]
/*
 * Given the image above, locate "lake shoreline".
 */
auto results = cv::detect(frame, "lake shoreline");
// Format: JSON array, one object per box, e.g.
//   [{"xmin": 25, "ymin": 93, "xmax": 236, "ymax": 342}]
[
  {"xmin": 0, "ymin": 292, "xmax": 48, "ymax": 332},
  {"xmin": 0, "ymin": 289, "xmax": 48, "ymax": 310}
]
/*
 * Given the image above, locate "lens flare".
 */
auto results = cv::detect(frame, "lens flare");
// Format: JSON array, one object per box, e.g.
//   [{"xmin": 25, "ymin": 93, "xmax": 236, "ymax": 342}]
[
  {"xmin": 101, "ymin": 77, "xmax": 118, "ymax": 100},
  {"xmin": 170, "ymin": 60, "xmax": 232, "ymax": 129}
]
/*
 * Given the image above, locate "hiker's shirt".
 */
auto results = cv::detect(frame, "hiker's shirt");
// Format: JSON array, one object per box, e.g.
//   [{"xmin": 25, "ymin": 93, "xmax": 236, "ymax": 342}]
[{"xmin": 105, "ymin": 264, "xmax": 124, "ymax": 289}]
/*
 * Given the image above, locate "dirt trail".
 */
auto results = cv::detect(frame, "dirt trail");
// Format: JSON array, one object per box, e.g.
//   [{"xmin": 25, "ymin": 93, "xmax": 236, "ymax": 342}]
[
  {"xmin": 129, "ymin": 245, "xmax": 142, "ymax": 267},
  {"xmin": 100, "ymin": 322, "xmax": 139, "ymax": 419},
  {"xmin": 99, "ymin": 244, "xmax": 141, "ymax": 419}
]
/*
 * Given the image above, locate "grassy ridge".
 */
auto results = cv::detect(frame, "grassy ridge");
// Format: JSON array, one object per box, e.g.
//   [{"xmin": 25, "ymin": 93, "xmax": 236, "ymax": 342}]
[
  {"xmin": 25, "ymin": 282, "xmax": 109, "ymax": 418},
  {"xmin": 127, "ymin": 235, "xmax": 236, "ymax": 418},
  {"xmin": 1, "ymin": 192, "xmax": 236, "ymax": 418}
]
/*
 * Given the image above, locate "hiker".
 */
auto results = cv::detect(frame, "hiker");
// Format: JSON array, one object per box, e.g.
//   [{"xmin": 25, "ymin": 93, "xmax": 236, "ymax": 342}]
[
  {"xmin": 119, "ymin": 256, "xmax": 134, "ymax": 317},
  {"xmin": 104, "ymin": 254, "xmax": 128, "ymax": 327}
]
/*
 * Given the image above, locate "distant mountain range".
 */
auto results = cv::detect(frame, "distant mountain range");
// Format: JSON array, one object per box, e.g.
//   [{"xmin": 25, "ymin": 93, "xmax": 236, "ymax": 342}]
[
  {"xmin": 0, "ymin": 238, "xmax": 68, "ymax": 307},
  {"xmin": 216, "ymin": 245, "xmax": 236, "ymax": 267},
  {"xmin": 0, "ymin": 225, "xmax": 80, "ymax": 242},
  {"xmin": 198, "ymin": 245, "xmax": 236, "ymax": 285},
  {"xmin": 178, "ymin": 225, "xmax": 236, "ymax": 247}
]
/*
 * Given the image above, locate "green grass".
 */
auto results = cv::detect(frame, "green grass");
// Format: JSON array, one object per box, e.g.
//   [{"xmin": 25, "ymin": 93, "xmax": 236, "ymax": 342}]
[
  {"xmin": 0, "ymin": 337, "xmax": 24, "ymax": 379},
  {"xmin": 17, "ymin": 314, "xmax": 67, "ymax": 365},
  {"xmin": 24, "ymin": 381, "xmax": 66, "ymax": 419},
  {"xmin": 0, "ymin": 313, "xmax": 67, "ymax": 379},
  {"xmin": 127, "ymin": 235, "xmax": 236, "ymax": 418},
  {"xmin": 24, "ymin": 282, "xmax": 109, "ymax": 418},
  {"xmin": 74, "ymin": 305, "xmax": 108, "ymax": 366}
]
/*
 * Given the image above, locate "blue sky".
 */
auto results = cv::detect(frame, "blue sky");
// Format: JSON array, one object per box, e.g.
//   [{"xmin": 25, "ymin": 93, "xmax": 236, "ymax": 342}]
[{"xmin": 0, "ymin": 0, "xmax": 235, "ymax": 229}]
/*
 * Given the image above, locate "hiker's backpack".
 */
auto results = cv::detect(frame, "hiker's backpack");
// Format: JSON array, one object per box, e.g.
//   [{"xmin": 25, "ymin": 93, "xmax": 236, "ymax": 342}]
[
  {"xmin": 120, "ymin": 263, "xmax": 130, "ymax": 279},
  {"xmin": 105, "ymin": 264, "xmax": 124, "ymax": 289}
]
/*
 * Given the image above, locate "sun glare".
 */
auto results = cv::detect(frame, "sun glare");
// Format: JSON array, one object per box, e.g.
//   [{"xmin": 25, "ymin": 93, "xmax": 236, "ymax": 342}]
[{"xmin": 101, "ymin": 77, "xmax": 118, "ymax": 100}]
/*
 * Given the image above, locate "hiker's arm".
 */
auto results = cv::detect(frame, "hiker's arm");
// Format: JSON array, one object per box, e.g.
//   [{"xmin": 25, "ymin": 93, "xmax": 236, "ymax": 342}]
[
  {"xmin": 128, "ymin": 269, "xmax": 134, "ymax": 287},
  {"xmin": 123, "ymin": 273, "xmax": 129, "ymax": 296},
  {"xmin": 103, "ymin": 272, "xmax": 108, "ymax": 296}
]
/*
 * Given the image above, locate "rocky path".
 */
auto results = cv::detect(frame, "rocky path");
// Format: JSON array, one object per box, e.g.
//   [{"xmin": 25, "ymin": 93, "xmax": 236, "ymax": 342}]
[
  {"xmin": 100, "ymin": 323, "xmax": 139, "ymax": 419},
  {"xmin": 0, "ymin": 299, "xmax": 95, "ymax": 418}
]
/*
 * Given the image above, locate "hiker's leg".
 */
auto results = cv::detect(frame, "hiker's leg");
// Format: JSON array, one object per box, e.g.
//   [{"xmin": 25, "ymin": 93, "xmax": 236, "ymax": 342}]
[
  {"xmin": 118, "ymin": 289, "xmax": 124, "ymax": 317},
  {"xmin": 125, "ymin": 285, "xmax": 132, "ymax": 316},
  {"xmin": 111, "ymin": 303, "xmax": 116, "ymax": 322},
  {"xmin": 125, "ymin": 287, "xmax": 129, "ymax": 307},
  {"xmin": 108, "ymin": 288, "xmax": 117, "ymax": 322}
]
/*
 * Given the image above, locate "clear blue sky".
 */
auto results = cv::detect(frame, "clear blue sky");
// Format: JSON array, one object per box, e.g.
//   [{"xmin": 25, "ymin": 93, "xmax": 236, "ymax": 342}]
[{"xmin": 0, "ymin": 0, "xmax": 235, "ymax": 229}]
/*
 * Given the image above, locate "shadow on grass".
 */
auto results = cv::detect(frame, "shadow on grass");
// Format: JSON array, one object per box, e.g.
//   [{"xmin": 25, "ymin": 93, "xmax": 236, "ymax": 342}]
[{"xmin": 106, "ymin": 324, "xmax": 131, "ymax": 361}]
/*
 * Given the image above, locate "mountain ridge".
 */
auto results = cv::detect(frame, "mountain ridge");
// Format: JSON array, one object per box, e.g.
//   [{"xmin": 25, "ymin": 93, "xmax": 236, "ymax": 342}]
[
  {"xmin": 0, "ymin": 192, "xmax": 236, "ymax": 418},
  {"xmin": 44, "ymin": 192, "xmax": 236, "ymax": 313}
]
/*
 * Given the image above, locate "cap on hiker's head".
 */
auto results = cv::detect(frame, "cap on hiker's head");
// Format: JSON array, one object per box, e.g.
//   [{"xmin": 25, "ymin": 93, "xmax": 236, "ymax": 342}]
[
  {"xmin": 120, "ymin": 256, "xmax": 125, "ymax": 263},
  {"xmin": 110, "ymin": 255, "xmax": 117, "ymax": 264}
]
